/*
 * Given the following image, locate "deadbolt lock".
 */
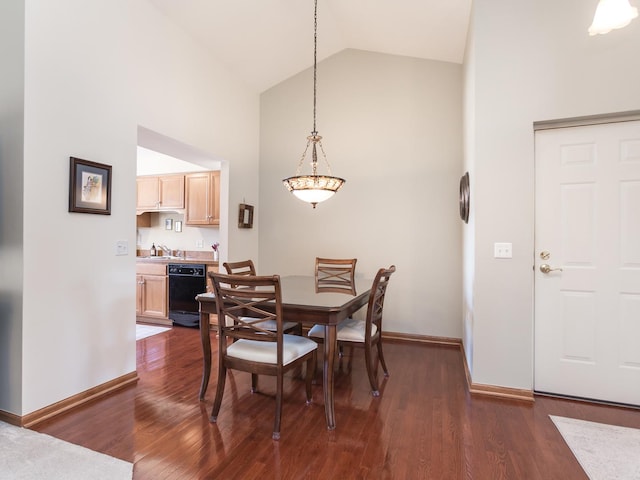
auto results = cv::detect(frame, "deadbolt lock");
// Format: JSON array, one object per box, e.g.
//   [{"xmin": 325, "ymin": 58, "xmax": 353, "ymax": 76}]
[{"xmin": 540, "ymin": 251, "xmax": 551, "ymax": 260}]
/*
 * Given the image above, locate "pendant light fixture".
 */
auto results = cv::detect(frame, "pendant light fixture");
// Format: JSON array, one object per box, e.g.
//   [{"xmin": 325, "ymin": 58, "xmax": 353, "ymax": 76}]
[
  {"xmin": 588, "ymin": 0, "xmax": 638, "ymax": 35},
  {"xmin": 283, "ymin": 0, "xmax": 345, "ymax": 209}
]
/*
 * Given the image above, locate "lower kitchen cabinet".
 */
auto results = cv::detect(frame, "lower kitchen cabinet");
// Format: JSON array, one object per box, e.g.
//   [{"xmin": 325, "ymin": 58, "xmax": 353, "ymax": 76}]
[
  {"xmin": 136, "ymin": 263, "xmax": 170, "ymax": 325},
  {"xmin": 206, "ymin": 264, "xmax": 219, "ymax": 329}
]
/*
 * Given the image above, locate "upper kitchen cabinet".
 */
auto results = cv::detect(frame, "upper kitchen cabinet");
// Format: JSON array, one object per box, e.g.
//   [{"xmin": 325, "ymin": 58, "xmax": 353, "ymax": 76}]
[
  {"xmin": 185, "ymin": 171, "xmax": 220, "ymax": 226},
  {"xmin": 136, "ymin": 174, "xmax": 185, "ymax": 212}
]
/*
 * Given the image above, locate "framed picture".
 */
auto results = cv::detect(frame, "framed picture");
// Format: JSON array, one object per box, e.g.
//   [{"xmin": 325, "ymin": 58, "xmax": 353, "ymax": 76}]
[
  {"xmin": 165, "ymin": 218, "xmax": 173, "ymax": 230},
  {"xmin": 69, "ymin": 157, "xmax": 112, "ymax": 215},
  {"xmin": 238, "ymin": 203, "xmax": 254, "ymax": 228},
  {"xmin": 174, "ymin": 221, "xmax": 183, "ymax": 232}
]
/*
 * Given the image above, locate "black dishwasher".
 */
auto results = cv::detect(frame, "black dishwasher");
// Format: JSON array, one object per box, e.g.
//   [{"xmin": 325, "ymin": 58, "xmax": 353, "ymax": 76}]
[{"xmin": 168, "ymin": 264, "xmax": 206, "ymax": 328}]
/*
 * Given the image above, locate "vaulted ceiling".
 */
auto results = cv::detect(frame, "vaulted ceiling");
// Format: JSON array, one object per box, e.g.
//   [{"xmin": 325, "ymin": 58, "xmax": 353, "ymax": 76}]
[{"xmin": 149, "ymin": 0, "xmax": 472, "ymax": 92}]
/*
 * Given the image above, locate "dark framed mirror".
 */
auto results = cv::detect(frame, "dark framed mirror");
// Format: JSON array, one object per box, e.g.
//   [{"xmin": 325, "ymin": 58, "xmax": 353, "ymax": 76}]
[
  {"xmin": 459, "ymin": 172, "xmax": 470, "ymax": 223},
  {"xmin": 238, "ymin": 203, "xmax": 254, "ymax": 228}
]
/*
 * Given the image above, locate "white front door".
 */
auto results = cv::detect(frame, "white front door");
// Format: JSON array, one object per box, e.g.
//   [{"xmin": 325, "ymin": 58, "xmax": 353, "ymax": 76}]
[{"xmin": 534, "ymin": 119, "xmax": 640, "ymax": 406}]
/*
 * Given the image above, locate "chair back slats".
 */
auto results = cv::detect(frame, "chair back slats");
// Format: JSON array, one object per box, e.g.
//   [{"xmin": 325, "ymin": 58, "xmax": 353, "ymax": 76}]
[
  {"xmin": 215, "ymin": 263, "xmax": 303, "ymax": 336},
  {"xmin": 365, "ymin": 265, "xmax": 396, "ymax": 339},
  {"xmin": 315, "ymin": 257, "xmax": 357, "ymax": 294},
  {"xmin": 222, "ymin": 260, "xmax": 256, "ymax": 276},
  {"xmin": 209, "ymin": 273, "xmax": 284, "ymax": 356},
  {"xmin": 221, "ymin": 260, "xmax": 257, "ymax": 289}
]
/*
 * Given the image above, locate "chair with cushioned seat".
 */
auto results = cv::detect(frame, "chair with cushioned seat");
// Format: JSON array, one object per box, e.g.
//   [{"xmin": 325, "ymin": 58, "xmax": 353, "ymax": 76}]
[
  {"xmin": 208, "ymin": 272, "xmax": 317, "ymax": 440},
  {"xmin": 313, "ymin": 257, "xmax": 357, "ymax": 355},
  {"xmin": 308, "ymin": 265, "xmax": 396, "ymax": 396}
]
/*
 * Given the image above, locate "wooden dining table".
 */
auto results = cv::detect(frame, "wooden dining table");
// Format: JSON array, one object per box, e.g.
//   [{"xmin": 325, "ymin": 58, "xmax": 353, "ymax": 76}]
[{"xmin": 196, "ymin": 274, "xmax": 372, "ymax": 430}]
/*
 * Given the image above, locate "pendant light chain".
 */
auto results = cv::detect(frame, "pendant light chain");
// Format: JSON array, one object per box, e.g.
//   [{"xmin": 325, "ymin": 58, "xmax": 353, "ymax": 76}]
[
  {"xmin": 311, "ymin": 0, "xmax": 333, "ymax": 176},
  {"xmin": 310, "ymin": 0, "xmax": 318, "ymax": 176},
  {"xmin": 312, "ymin": 0, "xmax": 318, "ymax": 135}
]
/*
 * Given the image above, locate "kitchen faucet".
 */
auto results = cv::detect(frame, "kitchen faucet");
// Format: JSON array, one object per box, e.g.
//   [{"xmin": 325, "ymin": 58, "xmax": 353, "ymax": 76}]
[{"xmin": 159, "ymin": 244, "xmax": 172, "ymax": 256}]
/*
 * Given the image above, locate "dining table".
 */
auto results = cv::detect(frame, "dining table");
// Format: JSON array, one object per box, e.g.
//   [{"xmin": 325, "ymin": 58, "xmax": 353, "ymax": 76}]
[{"xmin": 196, "ymin": 274, "xmax": 372, "ymax": 430}]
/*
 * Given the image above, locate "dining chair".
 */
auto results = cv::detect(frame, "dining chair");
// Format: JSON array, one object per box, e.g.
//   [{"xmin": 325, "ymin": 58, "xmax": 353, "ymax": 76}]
[
  {"xmin": 308, "ymin": 265, "xmax": 396, "ymax": 396},
  {"xmin": 222, "ymin": 259, "xmax": 256, "ymax": 277},
  {"xmin": 208, "ymin": 272, "xmax": 317, "ymax": 440},
  {"xmin": 314, "ymin": 257, "xmax": 358, "ymax": 356},
  {"xmin": 315, "ymin": 257, "xmax": 357, "ymax": 294},
  {"xmin": 221, "ymin": 260, "xmax": 301, "ymax": 335}
]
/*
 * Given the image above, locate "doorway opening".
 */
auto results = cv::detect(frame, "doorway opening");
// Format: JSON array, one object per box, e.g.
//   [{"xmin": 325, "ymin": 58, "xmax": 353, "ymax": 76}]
[{"xmin": 135, "ymin": 126, "xmax": 228, "ymax": 334}]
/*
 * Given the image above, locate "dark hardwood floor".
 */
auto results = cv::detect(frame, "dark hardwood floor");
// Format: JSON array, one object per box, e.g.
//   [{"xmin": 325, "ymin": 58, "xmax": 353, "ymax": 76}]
[{"xmin": 33, "ymin": 326, "xmax": 640, "ymax": 479}]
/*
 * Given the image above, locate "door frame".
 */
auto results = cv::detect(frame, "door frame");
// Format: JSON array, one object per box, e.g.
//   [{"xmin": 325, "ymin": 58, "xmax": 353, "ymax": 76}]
[
  {"xmin": 534, "ymin": 110, "xmax": 640, "ymax": 132},
  {"xmin": 532, "ymin": 109, "xmax": 640, "ymax": 398}
]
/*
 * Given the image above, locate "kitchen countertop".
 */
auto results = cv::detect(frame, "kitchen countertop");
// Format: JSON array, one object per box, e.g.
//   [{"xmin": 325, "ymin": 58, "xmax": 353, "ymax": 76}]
[{"xmin": 136, "ymin": 256, "xmax": 219, "ymax": 267}]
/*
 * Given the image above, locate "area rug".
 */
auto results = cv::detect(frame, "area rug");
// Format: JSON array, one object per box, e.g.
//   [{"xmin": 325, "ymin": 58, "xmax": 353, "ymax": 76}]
[
  {"xmin": 136, "ymin": 324, "xmax": 170, "ymax": 341},
  {"xmin": 0, "ymin": 421, "xmax": 132, "ymax": 479},
  {"xmin": 550, "ymin": 415, "xmax": 640, "ymax": 480}
]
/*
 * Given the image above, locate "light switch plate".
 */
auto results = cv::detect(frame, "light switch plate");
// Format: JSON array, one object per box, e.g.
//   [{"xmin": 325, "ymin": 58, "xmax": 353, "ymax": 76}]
[
  {"xmin": 494, "ymin": 242, "xmax": 512, "ymax": 259},
  {"xmin": 115, "ymin": 240, "xmax": 128, "ymax": 256}
]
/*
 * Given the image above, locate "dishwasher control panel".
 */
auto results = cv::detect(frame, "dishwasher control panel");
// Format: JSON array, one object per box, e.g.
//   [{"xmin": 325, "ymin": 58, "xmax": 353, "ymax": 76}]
[{"xmin": 168, "ymin": 264, "xmax": 205, "ymax": 277}]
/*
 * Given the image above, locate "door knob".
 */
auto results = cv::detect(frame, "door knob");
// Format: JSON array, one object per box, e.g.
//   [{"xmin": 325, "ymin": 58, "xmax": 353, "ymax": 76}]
[{"xmin": 540, "ymin": 264, "xmax": 562, "ymax": 274}]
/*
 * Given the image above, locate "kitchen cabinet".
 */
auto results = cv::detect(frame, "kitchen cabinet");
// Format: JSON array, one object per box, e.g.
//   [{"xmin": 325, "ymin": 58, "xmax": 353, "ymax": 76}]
[
  {"xmin": 136, "ymin": 212, "xmax": 151, "ymax": 228},
  {"xmin": 136, "ymin": 263, "xmax": 169, "ymax": 325},
  {"xmin": 136, "ymin": 174, "xmax": 185, "ymax": 211},
  {"xmin": 205, "ymin": 264, "xmax": 218, "ymax": 293},
  {"xmin": 185, "ymin": 171, "xmax": 220, "ymax": 226}
]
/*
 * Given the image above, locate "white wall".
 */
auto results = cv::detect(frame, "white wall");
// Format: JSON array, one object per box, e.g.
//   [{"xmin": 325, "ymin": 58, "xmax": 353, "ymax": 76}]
[
  {"xmin": 136, "ymin": 146, "xmax": 211, "ymax": 175},
  {"xmin": 5, "ymin": 0, "xmax": 260, "ymax": 416},
  {"xmin": 0, "ymin": 0, "xmax": 25, "ymax": 414},
  {"xmin": 260, "ymin": 49, "xmax": 463, "ymax": 337},
  {"xmin": 464, "ymin": 0, "xmax": 640, "ymax": 389},
  {"xmin": 462, "ymin": 15, "xmax": 476, "ymax": 373}
]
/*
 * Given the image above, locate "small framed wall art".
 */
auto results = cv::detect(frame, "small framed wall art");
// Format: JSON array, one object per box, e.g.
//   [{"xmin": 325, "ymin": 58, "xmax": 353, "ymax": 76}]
[
  {"xmin": 69, "ymin": 157, "xmax": 112, "ymax": 215},
  {"xmin": 238, "ymin": 203, "xmax": 254, "ymax": 229}
]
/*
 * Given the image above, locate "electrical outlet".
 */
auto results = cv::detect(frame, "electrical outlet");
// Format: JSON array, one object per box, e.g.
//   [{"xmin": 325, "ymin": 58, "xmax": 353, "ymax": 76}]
[
  {"xmin": 196, "ymin": 240, "xmax": 204, "ymax": 248},
  {"xmin": 494, "ymin": 242, "xmax": 512, "ymax": 259},
  {"xmin": 115, "ymin": 240, "xmax": 128, "ymax": 256}
]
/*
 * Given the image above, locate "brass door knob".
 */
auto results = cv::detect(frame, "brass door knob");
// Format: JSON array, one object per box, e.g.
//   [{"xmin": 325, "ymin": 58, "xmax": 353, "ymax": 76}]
[{"xmin": 540, "ymin": 264, "xmax": 563, "ymax": 274}]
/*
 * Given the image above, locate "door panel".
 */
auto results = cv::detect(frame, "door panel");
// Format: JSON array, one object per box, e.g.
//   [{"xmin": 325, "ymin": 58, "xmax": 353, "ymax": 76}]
[
  {"xmin": 621, "ymin": 181, "xmax": 640, "ymax": 265},
  {"xmin": 560, "ymin": 183, "xmax": 595, "ymax": 264},
  {"xmin": 620, "ymin": 295, "xmax": 640, "ymax": 367},
  {"xmin": 535, "ymin": 120, "xmax": 640, "ymax": 406}
]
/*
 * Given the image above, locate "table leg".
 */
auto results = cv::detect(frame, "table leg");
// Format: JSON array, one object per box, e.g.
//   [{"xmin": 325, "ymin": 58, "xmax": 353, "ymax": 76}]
[
  {"xmin": 199, "ymin": 311, "xmax": 211, "ymax": 400},
  {"xmin": 323, "ymin": 324, "xmax": 337, "ymax": 430}
]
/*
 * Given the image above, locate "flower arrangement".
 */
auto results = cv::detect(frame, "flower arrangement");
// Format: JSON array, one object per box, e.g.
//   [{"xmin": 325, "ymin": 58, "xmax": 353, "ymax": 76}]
[{"xmin": 211, "ymin": 242, "xmax": 220, "ymax": 252}]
